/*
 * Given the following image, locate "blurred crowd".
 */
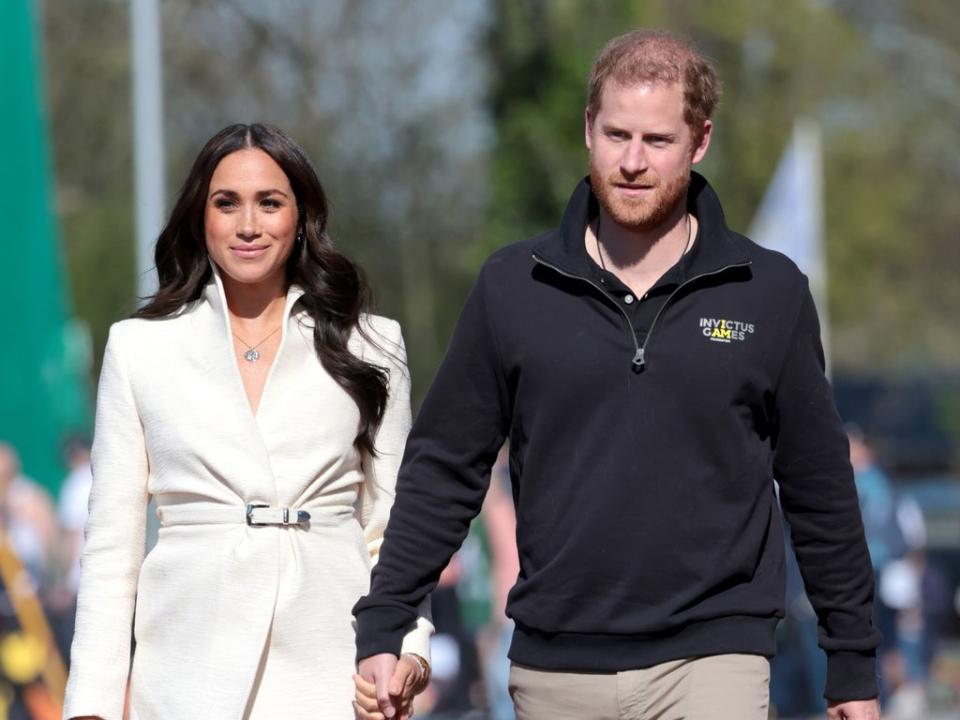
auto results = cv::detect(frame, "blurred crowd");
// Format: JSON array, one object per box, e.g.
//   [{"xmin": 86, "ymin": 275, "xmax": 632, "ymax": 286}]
[
  {"xmin": 1, "ymin": 432, "xmax": 959, "ymax": 720},
  {"xmin": 772, "ymin": 429, "xmax": 960, "ymax": 719},
  {"xmin": 0, "ymin": 438, "xmax": 89, "ymax": 720}
]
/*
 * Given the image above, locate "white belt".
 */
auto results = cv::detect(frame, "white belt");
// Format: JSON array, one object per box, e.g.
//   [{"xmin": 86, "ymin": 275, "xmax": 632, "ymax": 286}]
[
  {"xmin": 246, "ymin": 503, "xmax": 311, "ymax": 526},
  {"xmin": 157, "ymin": 503, "xmax": 311, "ymax": 527}
]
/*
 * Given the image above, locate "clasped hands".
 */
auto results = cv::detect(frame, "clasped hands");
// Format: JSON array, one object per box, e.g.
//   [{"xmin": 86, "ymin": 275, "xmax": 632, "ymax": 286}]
[{"xmin": 354, "ymin": 653, "xmax": 430, "ymax": 720}]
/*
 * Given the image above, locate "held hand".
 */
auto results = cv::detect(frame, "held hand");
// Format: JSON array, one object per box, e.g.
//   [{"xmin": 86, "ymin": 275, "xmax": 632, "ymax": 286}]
[
  {"xmin": 826, "ymin": 698, "xmax": 881, "ymax": 720},
  {"xmin": 356, "ymin": 653, "xmax": 426, "ymax": 720},
  {"xmin": 356, "ymin": 653, "xmax": 403, "ymax": 719},
  {"xmin": 387, "ymin": 654, "xmax": 428, "ymax": 717},
  {"xmin": 354, "ymin": 672, "xmax": 387, "ymax": 720}
]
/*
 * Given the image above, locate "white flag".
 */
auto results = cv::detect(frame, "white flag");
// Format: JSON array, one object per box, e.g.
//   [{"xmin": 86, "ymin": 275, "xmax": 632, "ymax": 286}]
[{"xmin": 748, "ymin": 118, "xmax": 829, "ymax": 371}]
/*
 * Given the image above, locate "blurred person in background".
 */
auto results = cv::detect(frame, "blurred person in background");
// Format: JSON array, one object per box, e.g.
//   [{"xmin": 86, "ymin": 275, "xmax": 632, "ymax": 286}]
[
  {"xmin": 0, "ymin": 443, "xmax": 59, "ymax": 720},
  {"xmin": 45, "ymin": 435, "xmax": 93, "ymax": 664},
  {"xmin": 0, "ymin": 443, "xmax": 57, "ymax": 592},
  {"xmin": 355, "ymin": 29, "xmax": 880, "ymax": 720},
  {"xmin": 479, "ymin": 447, "xmax": 518, "ymax": 720},
  {"xmin": 847, "ymin": 426, "xmax": 906, "ymax": 707},
  {"xmin": 415, "ymin": 551, "xmax": 482, "ymax": 719},
  {"xmin": 56, "ymin": 435, "xmax": 92, "ymax": 598},
  {"xmin": 770, "ymin": 523, "xmax": 828, "ymax": 718},
  {"xmin": 62, "ymin": 123, "xmax": 432, "ymax": 720},
  {"xmin": 849, "ymin": 428, "xmax": 954, "ymax": 717},
  {"xmin": 877, "ymin": 548, "xmax": 952, "ymax": 720},
  {"xmin": 411, "ymin": 446, "xmax": 516, "ymax": 720}
]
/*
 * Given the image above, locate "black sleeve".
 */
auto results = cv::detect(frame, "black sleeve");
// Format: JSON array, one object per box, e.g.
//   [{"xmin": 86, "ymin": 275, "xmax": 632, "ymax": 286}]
[
  {"xmin": 353, "ymin": 265, "xmax": 510, "ymax": 660},
  {"xmin": 773, "ymin": 283, "xmax": 881, "ymax": 701}
]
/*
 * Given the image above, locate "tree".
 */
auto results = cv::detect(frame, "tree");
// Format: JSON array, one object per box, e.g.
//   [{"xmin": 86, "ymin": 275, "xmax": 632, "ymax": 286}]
[{"xmin": 45, "ymin": 0, "xmax": 492, "ymax": 404}]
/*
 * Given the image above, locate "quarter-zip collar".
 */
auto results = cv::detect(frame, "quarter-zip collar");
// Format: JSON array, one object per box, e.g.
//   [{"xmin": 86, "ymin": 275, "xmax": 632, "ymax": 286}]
[{"xmin": 532, "ymin": 171, "xmax": 751, "ymax": 279}]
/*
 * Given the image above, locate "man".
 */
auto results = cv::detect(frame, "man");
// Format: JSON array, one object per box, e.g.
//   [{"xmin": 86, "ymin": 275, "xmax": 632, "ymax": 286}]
[{"xmin": 354, "ymin": 30, "xmax": 880, "ymax": 720}]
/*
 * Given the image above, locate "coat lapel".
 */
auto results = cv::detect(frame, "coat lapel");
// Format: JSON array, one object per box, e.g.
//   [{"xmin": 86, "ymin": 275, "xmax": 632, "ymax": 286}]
[{"xmin": 190, "ymin": 265, "xmax": 306, "ymax": 506}]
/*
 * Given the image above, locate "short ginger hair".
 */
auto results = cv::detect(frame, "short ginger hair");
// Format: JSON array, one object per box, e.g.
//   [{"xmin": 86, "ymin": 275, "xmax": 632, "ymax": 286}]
[{"xmin": 587, "ymin": 30, "xmax": 722, "ymax": 138}]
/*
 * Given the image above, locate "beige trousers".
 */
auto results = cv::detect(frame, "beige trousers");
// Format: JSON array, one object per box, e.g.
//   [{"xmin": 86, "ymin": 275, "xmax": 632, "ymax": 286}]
[{"xmin": 509, "ymin": 653, "xmax": 770, "ymax": 720}]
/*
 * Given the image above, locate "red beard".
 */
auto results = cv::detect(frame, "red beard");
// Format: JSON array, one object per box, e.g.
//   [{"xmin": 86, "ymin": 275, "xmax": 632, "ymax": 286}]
[{"xmin": 590, "ymin": 163, "xmax": 690, "ymax": 232}]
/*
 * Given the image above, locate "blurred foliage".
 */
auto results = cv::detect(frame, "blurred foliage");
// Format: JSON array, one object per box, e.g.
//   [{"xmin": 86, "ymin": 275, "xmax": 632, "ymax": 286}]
[
  {"xmin": 45, "ymin": 0, "xmax": 135, "ymax": 384},
  {"xmin": 44, "ymin": 0, "xmax": 490, "ymax": 404},
  {"xmin": 43, "ymin": 0, "xmax": 960, "ymax": 409}
]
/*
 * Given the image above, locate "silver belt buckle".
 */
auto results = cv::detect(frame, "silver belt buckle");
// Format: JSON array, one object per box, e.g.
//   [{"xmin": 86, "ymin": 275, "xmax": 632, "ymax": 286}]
[
  {"xmin": 246, "ymin": 503, "xmax": 311, "ymax": 526},
  {"xmin": 246, "ymin": 503, "xmax": 270, "ymax": 527}
]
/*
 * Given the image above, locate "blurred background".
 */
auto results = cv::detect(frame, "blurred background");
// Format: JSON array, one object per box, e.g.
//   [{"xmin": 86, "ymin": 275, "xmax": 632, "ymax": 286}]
[{"xmin": 1, "ymin": 0, "xmax": 959, "ymax": 718}]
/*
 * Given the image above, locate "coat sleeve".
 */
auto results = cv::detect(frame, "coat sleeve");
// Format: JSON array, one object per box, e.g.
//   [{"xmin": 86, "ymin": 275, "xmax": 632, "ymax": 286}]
[
  {"xmin": 354, "ymin": 267, "xmax": 509, "ymax": 660},
  {"xmin": 772, "ymin": 284, "xmax": 881, "ymax": 702},
  {"xmin": 63, "ymin": 323, "xmax": 150, "ymax": 720},
  {"xmin": 355, "ymin": 319, "xmax": 434, "ymax": 660}
]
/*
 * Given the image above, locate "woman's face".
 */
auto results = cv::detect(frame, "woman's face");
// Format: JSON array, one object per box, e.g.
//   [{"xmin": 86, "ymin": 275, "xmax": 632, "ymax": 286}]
[{"xmin": 204, "ymin": 148, "xmax": 299, "ymax": 290}]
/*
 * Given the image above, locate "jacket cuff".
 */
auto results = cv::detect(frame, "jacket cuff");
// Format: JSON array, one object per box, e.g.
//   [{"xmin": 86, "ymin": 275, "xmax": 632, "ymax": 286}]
[
  {"xmin": 63, "ymin": 671, "xmax": 127, "ymax": 720},
  {"xmin": 398, "ymin": 595, "xmax": 434, "ymax": 660},
  {"xmin": 355, "ymin": 605, "xmax": 417, "ymax": 662},
  {"xmin": 399, "ymin": 614, "xmax": 434, "ymax": 661},
  {"xmin": 824, "ymin": 650, "xmax": 879, "ymax": 701},
  {"xmin": 63, "ymin": 639, "xmax": 131, "ymax": 720}
]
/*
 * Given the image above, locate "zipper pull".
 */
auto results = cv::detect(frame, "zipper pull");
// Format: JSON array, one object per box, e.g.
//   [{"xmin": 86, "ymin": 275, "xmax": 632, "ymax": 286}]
[{"xmin": 632, "ymin": 347, "xmax": 645, "ymax": 369}]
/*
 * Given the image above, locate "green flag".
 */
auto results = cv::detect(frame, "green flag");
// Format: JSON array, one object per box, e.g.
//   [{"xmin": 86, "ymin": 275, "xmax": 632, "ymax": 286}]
[{"xmin": 1, "ymin": 0, "xmax": 91, "ymax": 493}]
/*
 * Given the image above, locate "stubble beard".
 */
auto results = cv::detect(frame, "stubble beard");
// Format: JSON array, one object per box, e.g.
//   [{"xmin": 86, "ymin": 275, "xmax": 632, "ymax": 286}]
[{"xmin": 590, "ymin": 162, "xmax": 691, "ymax": 233}]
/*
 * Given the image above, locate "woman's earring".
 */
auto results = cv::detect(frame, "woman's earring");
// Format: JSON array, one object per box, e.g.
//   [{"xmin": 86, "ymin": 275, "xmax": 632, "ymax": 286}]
[{"xmin": 296, "ymin": 229, "xmax": 305, "ymax": 245}]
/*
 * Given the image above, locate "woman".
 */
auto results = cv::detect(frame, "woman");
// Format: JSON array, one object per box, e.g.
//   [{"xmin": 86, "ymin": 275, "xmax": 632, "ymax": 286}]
[{"xmin": 64, "ymin": 124, "xmax": 431, "ymax": 720}]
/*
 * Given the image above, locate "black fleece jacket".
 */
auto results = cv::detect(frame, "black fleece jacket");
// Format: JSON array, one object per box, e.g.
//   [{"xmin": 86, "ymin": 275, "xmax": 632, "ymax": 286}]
[{"xmin": 354, "ymin": 173, "xmax": 880, "ymax": 701}]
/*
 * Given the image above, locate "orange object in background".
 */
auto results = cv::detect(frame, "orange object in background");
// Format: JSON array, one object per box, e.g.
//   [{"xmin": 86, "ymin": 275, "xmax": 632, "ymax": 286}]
[
  {"xmin": 0, "ymin": 530, "xmax": 66, "ymax": 714},
  {"xmin": 23, "ymin": 682, "xmax": 60, "ymax": 720}
]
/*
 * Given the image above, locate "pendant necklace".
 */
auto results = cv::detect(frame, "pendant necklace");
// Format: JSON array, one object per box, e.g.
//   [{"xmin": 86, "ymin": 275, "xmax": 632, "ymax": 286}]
[{"xmin": 232, "ymin": 326, "xmax": 281, "ymax": 363}]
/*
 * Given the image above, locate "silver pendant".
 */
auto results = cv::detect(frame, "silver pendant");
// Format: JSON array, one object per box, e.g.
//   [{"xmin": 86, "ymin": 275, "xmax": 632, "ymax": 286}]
[{"xmin": 244, "ymin": 349, "xmax": 260, "ymax": 362}]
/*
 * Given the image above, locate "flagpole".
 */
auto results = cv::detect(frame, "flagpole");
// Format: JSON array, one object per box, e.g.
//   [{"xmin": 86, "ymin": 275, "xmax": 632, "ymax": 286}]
[{"xmin": 131, "ymin": 0, "xmax": 165, "ymax": 304}]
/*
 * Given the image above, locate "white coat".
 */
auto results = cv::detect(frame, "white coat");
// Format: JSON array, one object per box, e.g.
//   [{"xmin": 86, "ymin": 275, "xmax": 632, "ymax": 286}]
[{"xmin": 63, "ymin": 267, "xmax": 432, "ymax": 720}]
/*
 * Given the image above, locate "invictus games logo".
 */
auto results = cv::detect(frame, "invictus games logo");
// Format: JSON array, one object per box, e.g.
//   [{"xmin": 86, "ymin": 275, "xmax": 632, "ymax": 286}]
[{"xmin": 700, "ymin": 317, "xmax": 755, "ymax": 343}]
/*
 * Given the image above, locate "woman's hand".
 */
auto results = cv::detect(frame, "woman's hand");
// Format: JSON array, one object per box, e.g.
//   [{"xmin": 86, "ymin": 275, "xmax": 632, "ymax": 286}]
[
  {"xmin": 354, "ymin": 672, "xmax": 388, "ymax": 720},
  {"xmin": 355, "ymin": 653, "xmax": 429, "ymax": 720}
]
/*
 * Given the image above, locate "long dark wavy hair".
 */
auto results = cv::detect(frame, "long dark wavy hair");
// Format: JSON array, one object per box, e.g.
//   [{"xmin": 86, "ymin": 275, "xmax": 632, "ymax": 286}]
[{"xmin": 135, "ymin": 123, "xmax": 388, "ymax": 455}]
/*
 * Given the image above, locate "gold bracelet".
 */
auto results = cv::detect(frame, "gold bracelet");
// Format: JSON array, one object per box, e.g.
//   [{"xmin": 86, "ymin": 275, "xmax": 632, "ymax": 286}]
[{"xmin": 402, "ymin": 653, "xmax": 431, "ymax": 691}]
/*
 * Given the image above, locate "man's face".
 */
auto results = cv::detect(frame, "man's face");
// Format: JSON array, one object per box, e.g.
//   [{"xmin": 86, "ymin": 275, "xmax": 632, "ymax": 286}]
[{"xmin": 586, "ymin": 80, "xmax": 711, "ymax": 232}]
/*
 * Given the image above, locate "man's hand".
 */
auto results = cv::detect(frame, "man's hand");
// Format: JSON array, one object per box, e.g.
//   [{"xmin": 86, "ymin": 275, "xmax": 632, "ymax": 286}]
[
  {"xmin": 356, "ymin": 653, "xmax": 397, "ymax": 719},
  {"xmin": 827, "ymin": 698, "xmax": 881, "ymax": 720},
  {"xmin": 355, "ymin": 654, "xmax": 423, "ymax": 720}
]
